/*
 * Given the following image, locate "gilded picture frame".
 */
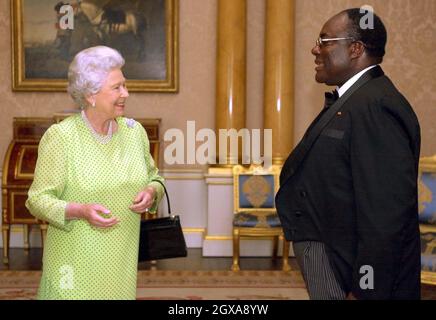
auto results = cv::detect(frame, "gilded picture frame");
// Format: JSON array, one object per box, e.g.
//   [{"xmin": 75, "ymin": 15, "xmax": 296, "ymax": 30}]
[{"xmin": 11, "ymin": 0, "xmax": 179, "ymax": 92}]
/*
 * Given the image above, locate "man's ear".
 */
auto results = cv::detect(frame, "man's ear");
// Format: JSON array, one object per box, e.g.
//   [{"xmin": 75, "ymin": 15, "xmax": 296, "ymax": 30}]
[{"xmin": 350, "ymin": 41, "xmax": 365, "ymax": 59}]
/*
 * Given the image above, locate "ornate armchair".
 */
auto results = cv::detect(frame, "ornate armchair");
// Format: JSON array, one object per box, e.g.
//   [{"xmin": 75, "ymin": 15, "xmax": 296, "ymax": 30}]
[
  {"xmin": 231, "ymin": 164, "xmax": 290, "ymax": 271},
  {"xmin": 418, "ymin": 155, "xmax": 436, "ymax": 285}
]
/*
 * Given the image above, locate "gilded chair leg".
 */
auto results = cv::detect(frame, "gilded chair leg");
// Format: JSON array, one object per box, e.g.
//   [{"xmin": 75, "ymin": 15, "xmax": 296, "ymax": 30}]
[
  {"xmin": 23, "ymin": 225, "xmax": 30, "ymax": 251},
  {"xmin": 2, "ymin": 225, "xmax": 10, "ymax": 264},
  {"xmin": 232, "ymin": 228, "xmax": 240, "ymax": 271},
  {"xmin": 282, "ymin": 239, "xmax": 291, "ymax": 272}
]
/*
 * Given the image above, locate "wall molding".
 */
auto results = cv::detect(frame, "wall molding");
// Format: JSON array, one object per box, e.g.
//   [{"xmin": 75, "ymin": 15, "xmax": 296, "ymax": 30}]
[{"xmin": 161, "ymin": 169, "xmax": 205, "ymax": 180}]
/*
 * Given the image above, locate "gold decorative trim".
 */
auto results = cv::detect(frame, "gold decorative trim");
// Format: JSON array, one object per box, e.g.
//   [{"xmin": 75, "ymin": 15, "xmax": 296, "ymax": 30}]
[
  {"xmin": 421, "ymin": 271, "xmax": 436, "ymax": 285},
  {"xmin": 272, "ymin": 157, "xmax": 285, "ymax": 166},
  {"xmin": 10, "ymin": 225, "xmax": 41, "ymax": 233},
  {"xmin": 237, "ymin": 228, "xmax": 284, "ymax": 237},
  {"xmin": 10, "ymin": 191, "xmax": 38, "ymax": 224},
  {"xmin": 204, "ymin": 235, "xmax": 232, "ymax": 241},
  {"xmin": 163, "ymin": 176, "xmax": 205, "ymax": 181},
  {"xmin": 2, "ymin": 142, "xmax": 15, "ymax": 187},
  {"xmin": 11, "ymin": 225, "xmax": 24, "ymax": 232},
  {"xmin": 182, "ymin": 228, "xmax": 205, "ymax": 234},
  {"xmin": 420, "ymin": 155, "xmax": 436, "ymax": 172},
  {"xmin": 420, "ymin": 224, "xmax": 436, "ymax": 233},
  {"xmin": 205, "ymin": 181, "xmax": 233, "ymax": 186},
  {"xmin": 151, "ymin": 141, "xmax": 160, "ymax": 166},
  {"xmin": 15, "ymin": 145, "xmax": 38, "ymax": 180}
]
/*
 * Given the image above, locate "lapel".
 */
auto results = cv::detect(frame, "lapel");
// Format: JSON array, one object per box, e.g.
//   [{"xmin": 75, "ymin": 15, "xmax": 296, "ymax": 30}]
[{"xmin": 280, "ymin": 66, "xmax": 385, "ymax": 185}]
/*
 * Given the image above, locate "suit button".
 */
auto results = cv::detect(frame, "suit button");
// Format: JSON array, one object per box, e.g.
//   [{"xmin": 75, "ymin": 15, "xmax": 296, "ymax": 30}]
[
  {"xmin": 300, "ymin": 191, "xmax": 307, "ymax": 198},
  {"xmin": 295, "ymin": 211, "xmax": 302, "ymax": 217}
]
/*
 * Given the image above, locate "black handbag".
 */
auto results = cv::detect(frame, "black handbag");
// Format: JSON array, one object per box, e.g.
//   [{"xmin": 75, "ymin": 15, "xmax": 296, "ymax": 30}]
[{"xmin": 138, "ymin": 180, "xmax": 188, "ymax": 262}]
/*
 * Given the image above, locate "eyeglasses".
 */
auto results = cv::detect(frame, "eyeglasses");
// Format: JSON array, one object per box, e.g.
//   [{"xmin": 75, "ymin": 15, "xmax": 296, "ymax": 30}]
[{"xmin": 316, "ymin": 37, "xmax": 355, "ymax": 47}]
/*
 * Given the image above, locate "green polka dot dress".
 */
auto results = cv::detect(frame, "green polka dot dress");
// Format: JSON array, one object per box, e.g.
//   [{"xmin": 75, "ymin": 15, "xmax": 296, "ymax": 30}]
[{"xmin": 25, "ymin": 114, "xmax": 164, "ymax": 300}]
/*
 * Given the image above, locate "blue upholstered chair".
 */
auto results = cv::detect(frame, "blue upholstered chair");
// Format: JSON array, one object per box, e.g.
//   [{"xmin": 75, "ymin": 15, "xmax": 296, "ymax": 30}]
[
  {"xmin": 231, "ymin": 164, "xmax": 290, "ymax": 271},
  {"xmin": 418, "ymin": 155, "xmax": 436, "ymax": 285}
]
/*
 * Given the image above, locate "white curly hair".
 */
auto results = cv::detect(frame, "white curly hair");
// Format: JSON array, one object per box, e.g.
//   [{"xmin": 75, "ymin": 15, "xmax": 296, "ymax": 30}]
[{"xmin": 67, "ymin": 46, "xmax": 125, "ymax": 109}]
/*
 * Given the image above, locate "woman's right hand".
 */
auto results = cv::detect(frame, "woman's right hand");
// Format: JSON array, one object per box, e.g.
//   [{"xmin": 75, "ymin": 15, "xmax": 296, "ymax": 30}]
[{"xmin": 66, "ymin": 203, "xmax": 119, "ymax": 228}]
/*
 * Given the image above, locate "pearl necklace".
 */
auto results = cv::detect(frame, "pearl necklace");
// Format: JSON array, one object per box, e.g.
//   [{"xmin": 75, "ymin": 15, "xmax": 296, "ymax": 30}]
[{"xmin": 81, "ymin": 110, "xmax": 113, "ymax": 144}]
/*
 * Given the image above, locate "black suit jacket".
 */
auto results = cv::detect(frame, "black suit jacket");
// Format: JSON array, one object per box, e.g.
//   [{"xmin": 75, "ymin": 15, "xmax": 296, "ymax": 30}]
[{"xmin": 276, "ymin": 66, "xmax": 421, "ymax": 299}]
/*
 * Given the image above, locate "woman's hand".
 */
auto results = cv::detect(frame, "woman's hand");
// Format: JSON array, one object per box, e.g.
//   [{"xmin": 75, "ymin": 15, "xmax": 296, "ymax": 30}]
[
  {"xmin": 129, "ymin": 186, "xmax": 156, "ymax": 214},
  {"xmin": 66, "ymin": 203, "xmax": 119, "ymax": 228}
]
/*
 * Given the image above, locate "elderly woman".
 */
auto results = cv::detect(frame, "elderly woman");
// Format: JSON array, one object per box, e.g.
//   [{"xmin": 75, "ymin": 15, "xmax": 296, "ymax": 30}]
[{"xmin": 25, "ymin": 46, "xmax": 164, "ymax": 300}]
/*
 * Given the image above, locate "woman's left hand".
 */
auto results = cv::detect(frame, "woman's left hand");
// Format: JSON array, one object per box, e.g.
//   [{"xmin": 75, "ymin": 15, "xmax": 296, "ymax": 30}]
[{"xmin": 129, "ymin": 186, "xmax": 156, "ymax": 213}]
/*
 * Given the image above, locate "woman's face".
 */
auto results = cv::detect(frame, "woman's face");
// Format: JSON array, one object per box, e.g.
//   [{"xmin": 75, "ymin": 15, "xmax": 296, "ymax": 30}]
[{"xmin": 92, "ymin": 68, "xmax": 129, "ymax": 118}]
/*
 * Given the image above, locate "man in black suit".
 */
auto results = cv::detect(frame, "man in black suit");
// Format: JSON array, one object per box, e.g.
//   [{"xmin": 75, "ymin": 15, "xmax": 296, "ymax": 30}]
[{"xmin": 276, "ymin": 8, "xmax": 421, "ymax": 300}]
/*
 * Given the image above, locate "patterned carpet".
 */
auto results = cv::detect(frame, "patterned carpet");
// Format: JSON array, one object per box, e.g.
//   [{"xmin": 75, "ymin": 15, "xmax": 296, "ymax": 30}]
[
  {"xmin": 1, "ymin": 270, "xmax": 434, "ymax": 300},
  {"xmin": 0, "ymin": 270, "xmax": 309, "ymax": 300}
]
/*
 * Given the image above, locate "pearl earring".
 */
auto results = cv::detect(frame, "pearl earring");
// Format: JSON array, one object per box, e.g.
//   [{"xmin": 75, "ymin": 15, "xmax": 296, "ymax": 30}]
[{"xmin": 92, "ymin": 101, "xmax": 96, "ymax": 108}]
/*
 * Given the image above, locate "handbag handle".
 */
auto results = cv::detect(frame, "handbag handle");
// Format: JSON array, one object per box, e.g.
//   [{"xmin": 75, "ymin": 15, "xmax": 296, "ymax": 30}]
[{"xmin": 151, "ymin": 179, "xmax": 171, "ymax": 214}]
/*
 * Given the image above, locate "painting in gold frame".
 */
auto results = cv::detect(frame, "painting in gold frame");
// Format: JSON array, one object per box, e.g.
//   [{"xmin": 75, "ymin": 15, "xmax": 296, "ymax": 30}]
[{"xmin": 11, "ymin": 0, "xmax": 178, "ymax": 92}]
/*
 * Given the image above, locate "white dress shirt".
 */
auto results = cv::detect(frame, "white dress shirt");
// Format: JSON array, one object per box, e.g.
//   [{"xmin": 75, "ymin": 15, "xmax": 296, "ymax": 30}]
[{"xmin": 337, "ymin": 65, "xmax": 378, "ymax": 97}]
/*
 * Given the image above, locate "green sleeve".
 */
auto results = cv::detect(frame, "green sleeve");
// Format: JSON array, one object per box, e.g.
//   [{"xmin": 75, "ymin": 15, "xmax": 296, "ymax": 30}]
[
  {"xmin": 139, "ymin": 125, "xmax": 165, "ymax": 214},
  {"xmin": 25, "ymin": 125, "xmax": 74, "ymax": 231}
]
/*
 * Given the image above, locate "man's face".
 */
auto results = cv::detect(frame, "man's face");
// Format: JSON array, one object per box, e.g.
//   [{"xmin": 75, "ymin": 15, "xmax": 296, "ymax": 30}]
[{"xmin": 312, "ymin": 14, "xmax": 355, "ymax": 87}]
